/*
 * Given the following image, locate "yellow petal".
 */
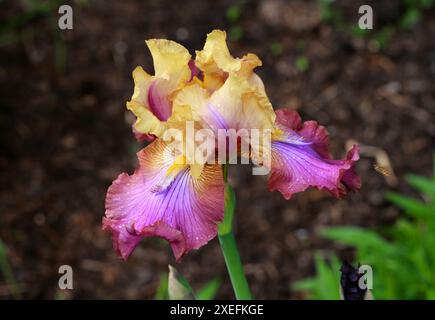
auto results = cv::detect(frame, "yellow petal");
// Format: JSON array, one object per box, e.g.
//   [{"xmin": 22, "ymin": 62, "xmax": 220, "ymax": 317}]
[
  {"xmin": 208, "ymin": 75, "xmax": 246, "ymax": 126},
  {"xmin": 238, "ymin": 53, "xmax": 262, "ymax": 78},
  {"xmin": 127, "ymin": 100, "xmax": 166, "ymax": 137},
  {"xmin": 195, "ymin": 30, "xmax": 241, "ymax": 73},
  {"xmin": 146, "ymin": 39, "xmax": 191, "ymax": 85},
  {"xmin": 131, "ymin": 66, "xmax": 153, "ymax": 105},
  {"xmin": 173, "ymin": 84, "xmax": 209, "ymax": 122},
  {"xmin": 127, "ymin": 40, "xmax": 191, "ymax": 136},
  {"xmin": 195, "ymin": 30, "xmax": 263, "ymax": 92},
  {"xmin": 239, "ymin": 84, "xmax": 275, "ymax": 130}
]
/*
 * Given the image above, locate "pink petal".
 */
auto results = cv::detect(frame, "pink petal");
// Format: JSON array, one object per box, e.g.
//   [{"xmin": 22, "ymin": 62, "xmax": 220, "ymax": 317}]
[
  {"xmin": 188, "ymin": 59, "xmax": 201, "ymax": 81},
  {"xmin": 148, "ymin": 80, "xmax": 172, "ymax": 121},
  {"xmin": 269, "ymin": 109, "xmax": 361, "ymax": 199},
  {"xmin": 103, "ymin": 140, "xmax": 224, "ymax": 261},
  {"xmin": 275, "ymin": 109, "xmax": 330, "ymax": 158},
  {"xmin": 132, "ymin": 124, "xmax": 156, "ymax": 142}
]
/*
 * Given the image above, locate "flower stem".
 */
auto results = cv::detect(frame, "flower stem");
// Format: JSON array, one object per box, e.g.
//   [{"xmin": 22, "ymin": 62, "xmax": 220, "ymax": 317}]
[
  {"xmin": 218, "ymin": 232, "xmax": 252, "ymax": 299},
  {"xmin": 218, "ymin": 165, "xmax": 252, "ymax": 300}
]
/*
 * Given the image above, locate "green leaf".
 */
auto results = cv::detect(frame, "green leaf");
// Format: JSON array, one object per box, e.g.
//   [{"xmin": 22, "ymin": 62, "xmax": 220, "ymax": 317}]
[
  {"xmin": 196, "ymin": 278, "xmax": 221, "ymax": 300},
  {"xmin": 399, "ymin": 8, "xmax": 421, "ymax": 30},
  {"xmin": 386, "ymin": 192, "xmax": 434, "ymax": 220},
  {"xmin": 406, "ymin": 174, "xmax": 435, "ymax": 199},
  {"xmin": 373, "ymin": 26, "xmax": 394, "ymax": 50},
  {"xmin": 292, "ymin": 253, "xmax": 340, "ymax": 300},
  {"xmin": 420, "ymin": 0, "xmax": 435, "ymax": 9},
  {"xmin": 154, "ymin": 272, "xmax": 169, "ymax": 300},
  {"xmin": 168, "ymin": 265, "xmax": 194, "ymax": 300},
  {"xmin": 226, "ymin": 5, "xmax": 241, "ymax": 23},
  {"xmin": 295, "ymin": 56, "xmax": 309, "ymax": 72},
  {"xmin": 432, "ymin": 154, "xmax": 435, "ymax": 180},
  {"xmin": 321, "ymin": 227, "xmax": 395, "ymax": 254},
  {"xmin": 318, "ymin": 0, "xmax": 343, "ymax": 26},
  {"xmin": 270, "ymin": 42, "xmax": 283, "ymax": 56},
  {"xmin": 292, "ymin": 278, "xmax": 317, "ymax": 291},
  {"xmin": 351, "ymin": 24, "xmax": 371, "ymax": 38},
  {"xmin": 314, "ymin": 253, "xmax": 340, "ymax": 299},
  {"xmin": 301, "ymin": 169, "xmax": 435, "ymax": 299}
]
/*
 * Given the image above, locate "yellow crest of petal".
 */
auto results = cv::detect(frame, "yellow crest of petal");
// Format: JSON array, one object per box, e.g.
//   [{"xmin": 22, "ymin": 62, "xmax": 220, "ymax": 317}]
[
  {"xmin": 196, "ymin": 30, "xmax": 240, "ymax": 73},
  {"xmin": 131, "ymin": 66, "xmax": 153, "ymax": 104},
  {"xmin": 151, "ymin": 154, "xmax": 189, "ymax": 193},
  {"xmin": 238, "ymin": 53, "xmax": 262, "ymax": 77},
  {"xmin": 157, "ymin": 155, "xmax": 203, "ymax": 191},
  {"xmin": 127, "ymin": 66, "xmax": 166, "ymax": 137},
  {"xmin": 196, "ymin": 30, "xmax": 262, "ymax": 78},
  {"xmin": 145, "ymin": 39, "xmax": 191, "ymax": 84},
  {"xmin": 195, "ymin": 30, "xmax": 263, "ymax": 92}
]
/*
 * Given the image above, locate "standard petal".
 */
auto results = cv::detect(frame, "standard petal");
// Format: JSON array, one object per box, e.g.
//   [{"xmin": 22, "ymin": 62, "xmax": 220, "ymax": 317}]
[
  {"xmin": 196, "ymin": 29, "xmax": 241, "ymax": 74},
  {"xmin": 127, "ymin": 40, "xmax": 192, "ymax": 137},
  {"xmin": 146, "ymin": 39, "xmax": 191, "ymax": 84},
  {"xmin": 127, "ymin": 66, "xmax": 168, "ymax": 137},
  {"xmin": 103, "ymin": 140, "xmax": 224, "ymax": 261},
  {"xmin": 174, "ymin": 75, "xmax": 275, "ymax": 132},
  {"xmin": 195, "ymin": 29, "xmax": 262, "ymax": 92},
  {"xmin": 268, "ymin": 109, "xmax": 361, "ymax": 199}
]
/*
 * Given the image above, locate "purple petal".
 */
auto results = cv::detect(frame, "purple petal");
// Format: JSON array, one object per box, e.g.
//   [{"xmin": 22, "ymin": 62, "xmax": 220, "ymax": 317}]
[
  {"xmin": 269, "ymin": 109, "xmax": 361, "ymax": 199},
  {"xmin": 103, "ymin": 140, "xmax": 224, "ymax": 261}
]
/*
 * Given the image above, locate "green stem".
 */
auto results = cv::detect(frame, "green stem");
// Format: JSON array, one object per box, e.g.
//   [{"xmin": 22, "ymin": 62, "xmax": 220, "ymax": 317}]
[
  {"xmin": 218, "ymin": 165, "xmax": 252, "ymax": 300},
  {"xmin": 218, "ymin": 232, "xmax": 252, "ymax": 299}
]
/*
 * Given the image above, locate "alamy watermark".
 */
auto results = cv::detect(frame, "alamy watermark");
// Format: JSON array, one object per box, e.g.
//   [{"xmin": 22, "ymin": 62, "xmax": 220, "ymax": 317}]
[
  {"xmin": 161, "ymin": 122, "xmax": 273, "ymax": 176},
  {"xmin": 358, "ymin": 5, "xmax": 373, "ymax": 30},
  {"xmin": 358, "ymin": 264, "xmax": 373, "ymax": 290},
  {"xmin": 58, "ymin": 265, "xmax": 73, "ymax": 290},
  {"xmin": 58, "ymin": 5, "xmax": 73, "ymax": 30}
]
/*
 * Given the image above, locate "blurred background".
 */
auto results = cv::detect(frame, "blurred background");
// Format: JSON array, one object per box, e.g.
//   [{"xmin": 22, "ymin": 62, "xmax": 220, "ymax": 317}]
[{"xmin": 1, "ymin": 0, "xmax": 434, "ymax": 299}]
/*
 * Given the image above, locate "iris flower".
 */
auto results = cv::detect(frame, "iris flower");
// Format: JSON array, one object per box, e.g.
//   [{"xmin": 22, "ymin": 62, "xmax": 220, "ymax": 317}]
[{"xmin": 103, "ymin": 30, "xmax": 360, "ymax": 261}]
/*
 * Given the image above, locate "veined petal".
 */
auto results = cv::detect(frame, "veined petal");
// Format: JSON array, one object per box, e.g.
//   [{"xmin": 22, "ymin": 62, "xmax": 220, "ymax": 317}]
[
  {"xmin": 273, "ymin": 109, "xmax": 330, "ymax": 158},
  {"xmin": 195, "ymin": 30, "xmax": 262, "ymax": 92},
  {"xmin": 103, "ymin": 140, "xmax": 224, "ymax": 261},
  {"xmin": 268, "ymin": 109, "xmax": 361, "ymax": 199}
]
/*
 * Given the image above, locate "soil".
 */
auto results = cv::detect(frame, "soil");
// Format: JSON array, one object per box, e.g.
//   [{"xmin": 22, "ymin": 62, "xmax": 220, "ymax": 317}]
[{"xmin": 0, "ymin": 0, "xmax": 434, "ymax": 299}]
